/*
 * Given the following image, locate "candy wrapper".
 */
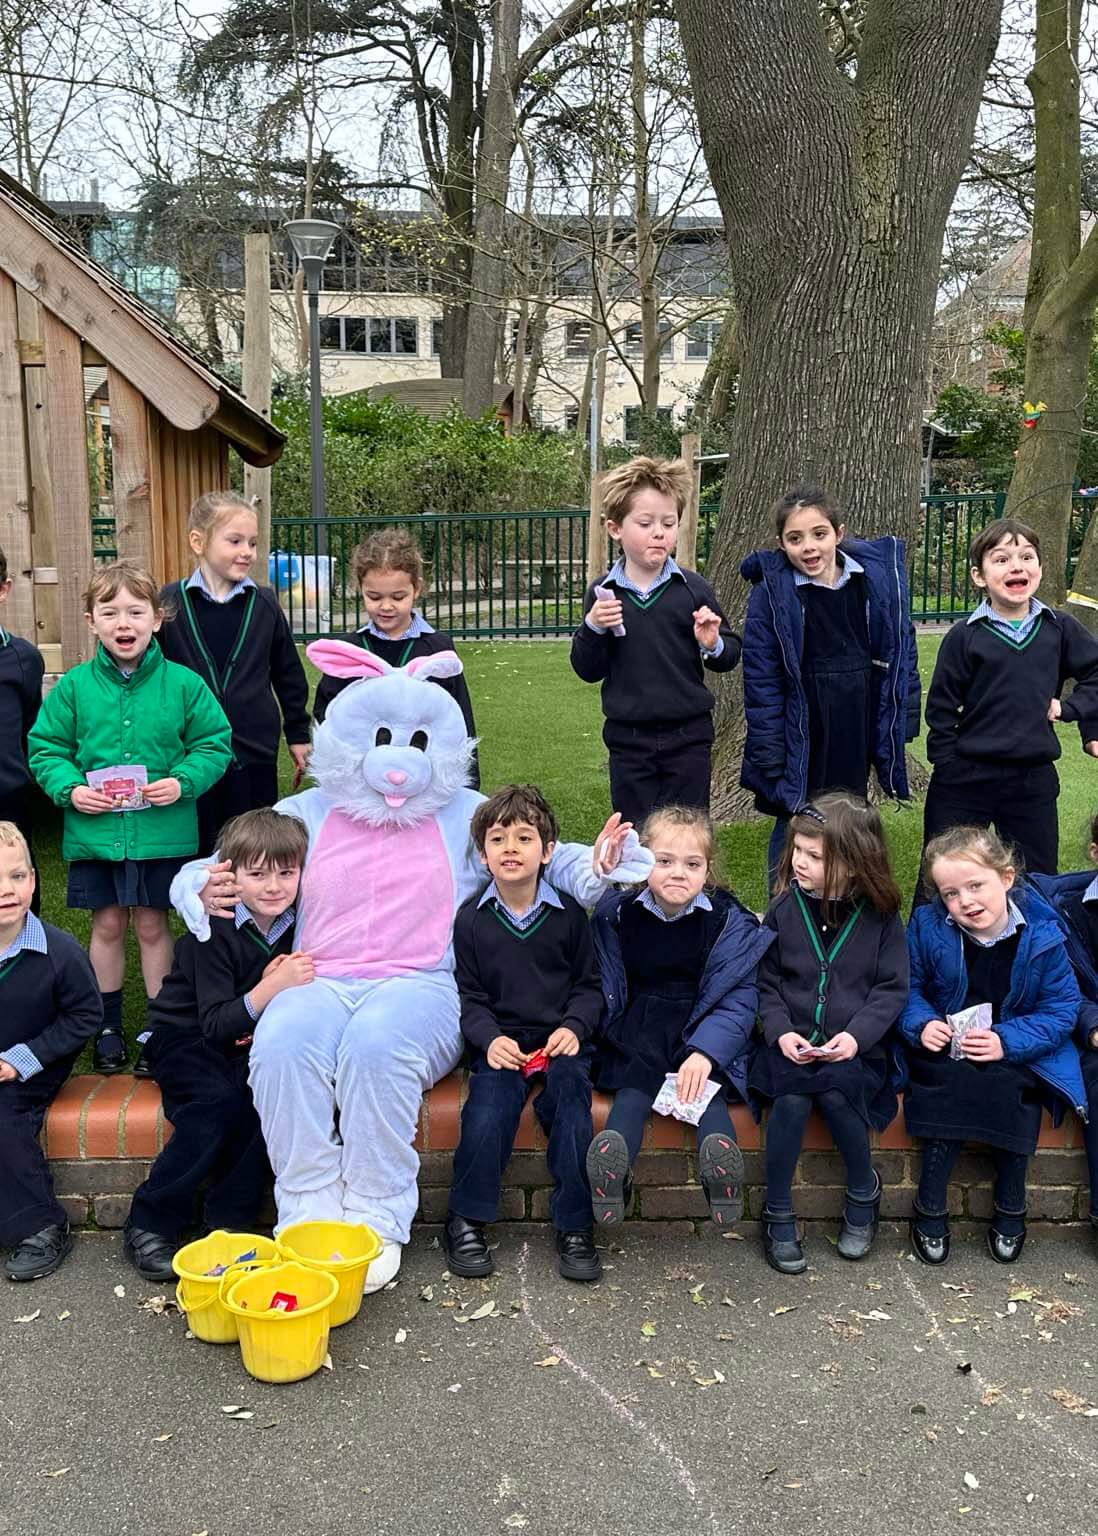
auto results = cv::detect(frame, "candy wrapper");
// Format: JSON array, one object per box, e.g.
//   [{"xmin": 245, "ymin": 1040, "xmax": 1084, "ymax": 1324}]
[
  {"xmin": 521, "ymin": 1049, "xmax": 550, "ymax": 1078},
  {"xmin": 86, "ymin": 764, "xmax": 149, "ymax": 811},
  {"xmin": 594, "ymin": 584, "xmax": 626, "ymax": 637},
  {"xmin": 946, "ymin": 1002, "xmax": 993, "ymax": 1060},
  {"xmin": 651, "ymin": 1072, "xmax": 722, "ymax": 1125}
]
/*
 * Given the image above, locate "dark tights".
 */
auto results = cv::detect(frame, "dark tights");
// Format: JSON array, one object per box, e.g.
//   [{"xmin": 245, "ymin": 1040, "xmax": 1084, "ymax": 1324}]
[
  {"xmin": 916, "ymin": 1139, "xmax": 1029, "ymax": 1237},
  {"xmin": 764, "ymin": 1091, "xmax": 875, "ymax": 1239},
  {"xmin": 605, "ymin": 1087, "xmax": 736, "ymax": 1165}
]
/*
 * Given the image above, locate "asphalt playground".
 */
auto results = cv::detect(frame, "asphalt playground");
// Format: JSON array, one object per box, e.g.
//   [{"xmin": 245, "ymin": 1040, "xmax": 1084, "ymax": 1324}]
[{"xmin": 3, "ymin": 1222, "xmax": 1098, "ymax": 1536}]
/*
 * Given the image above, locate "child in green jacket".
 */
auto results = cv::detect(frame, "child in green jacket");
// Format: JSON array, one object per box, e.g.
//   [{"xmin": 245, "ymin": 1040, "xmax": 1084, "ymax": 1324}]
[{"xmin": 28, "ymin": 563, "xmax": 232, "ymax": 1074}]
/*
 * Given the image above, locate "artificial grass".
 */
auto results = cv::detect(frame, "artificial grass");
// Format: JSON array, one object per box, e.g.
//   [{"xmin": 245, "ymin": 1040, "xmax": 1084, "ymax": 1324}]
[{"xmin": 31, "ymin": 631, "xmax": 1098, "ymax": 1054}]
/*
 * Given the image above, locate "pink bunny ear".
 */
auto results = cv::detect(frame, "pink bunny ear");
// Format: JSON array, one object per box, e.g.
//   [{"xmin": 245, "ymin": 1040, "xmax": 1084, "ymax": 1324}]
[
  {"xmin": 306, "ymin": 639, "xmax": 394, "ymax": 680},
  {"xmin": 405, "ymin": 650, "xmax": 464, "ymax": 681}
]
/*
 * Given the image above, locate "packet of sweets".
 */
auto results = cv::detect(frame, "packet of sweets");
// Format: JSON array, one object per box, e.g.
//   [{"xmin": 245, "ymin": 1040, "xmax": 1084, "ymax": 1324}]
[
  {"xmin": 594, "ymin": 584, "xmax": 626, "ymax": 637},
  {"xmin": 946, "ymin": 1002, "xmax": 993, "ymax": 1060},
  {"xmin": 521, "ymin": 1049, "xmax": 550, "ymax": 1078}
]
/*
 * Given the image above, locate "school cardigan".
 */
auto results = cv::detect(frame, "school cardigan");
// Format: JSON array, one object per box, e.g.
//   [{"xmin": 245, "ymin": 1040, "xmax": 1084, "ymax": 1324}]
[
  {"xmin": 453, "ymin": 886, "xmax": 603, "ymax": 1054},
  {"xmin": 570, "ymin": 568, "xmax": 740, "ymax": 730},
  {"xmin": 0, "ymin": 920, "xmax": 102, "ymax": 1079},
  {"xmin": 739, "ymin": 537, "xmax": 920, "ymax": 812},
  {"xmin": 147, "ymin": 913, "xmax": 297, "ymax": 1054},
  {"xmin": 157, "ymin": 582, "xmax": 310, "ymax": 767},
  {"xmin": 757, "ymin": 886, "xmax": 909, "ymax": 1052},
  {"xmin": 312, "ymin": 626, "xmax": 480, "ymax": 788},
  {"xmin": 0, "ymin": 630, "xmax": 44, "ymax": 798},
  {"xmin": 27, "ymin": 641, "xmax": 233, "ymax": 862},
  {"xmin": 898, "ymin": 886, "xmax": 1086, "ymax": 1119},
  {"xmin": 925, "ymin": 606, "xmax": 1098, "ymax": 768},
  {"xmin": 592, "ymin": 885, "xmax": 773, "ymax": 1107},
  {"xmin": 1026, "ymin": 872, "xmax": 1098, "ymax": 1047}
]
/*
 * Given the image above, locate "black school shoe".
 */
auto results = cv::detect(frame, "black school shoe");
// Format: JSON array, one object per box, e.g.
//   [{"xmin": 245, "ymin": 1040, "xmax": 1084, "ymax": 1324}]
[
  {"xmin": 987, "ymin": 1220, "xmax": 1027, "ymax": 1265},
  {"xmin": 557, "ymin": 1228, "xmax": 602, "ymax": 1282},
  {"xmin": 124, "ymin": 1224, "xmax": 177, "ymax": 1283},
  {"xmin": 910, "ymin": 1208, "xmax": 951, "ymax": 1266},
  {"xmin": 586, "ymin": 1130, "xmax": 632, "ymax": 1226},
  {"xmin": 443, "ymin": 1214, "xmax": 495, "ymax": 1278},
  {"xmin": 92, "ymin": 1028, "xmax": 126, "ymax": 1075},
  {"xmin": 761, "ymin": 1207, "xmax": 807, "ymax": 1275},
  {"xmin": 698, "ymin": 1133, "xmax": 745, "ymax": 1227},
  {"xmin": 131, "ymin": 1043, "xmax": 153, "ymax": 1079},
  {"xmin": 836, "ymin": 1170, "xmax": 882, "ymax": 1261},
  {"xmin": 5, "ymin": 1222, "xmax": 73, "ymax": 1281}
]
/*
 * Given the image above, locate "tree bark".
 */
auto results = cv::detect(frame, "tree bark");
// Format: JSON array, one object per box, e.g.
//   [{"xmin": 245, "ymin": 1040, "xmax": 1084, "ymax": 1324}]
[
  {"xmin": 439, "ymin": 0, "xmax": 478, "ymax": 376},
  {"xmin": 1003, "ymin": 0, "xmax": 1098, "ymax": 608},
  {"xmin": 631, "ymin": 0, "xmax": 661, "ymax": 415},
  {"xmin": 675, "ymin": 0, "xmax": 1002, "ymax": 816}
]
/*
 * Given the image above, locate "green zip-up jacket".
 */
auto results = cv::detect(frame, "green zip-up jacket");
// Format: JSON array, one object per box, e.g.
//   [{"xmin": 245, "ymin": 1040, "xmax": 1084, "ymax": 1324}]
[{"xmin": 28, "ymin": 641, "xmax": 233, "ymax": 862}]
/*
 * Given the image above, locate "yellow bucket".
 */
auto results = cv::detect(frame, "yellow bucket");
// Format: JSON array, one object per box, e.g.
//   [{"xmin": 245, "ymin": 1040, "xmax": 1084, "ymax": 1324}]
[
  {"xmin": 275, "ymin": 1220, "xmax": 383, "ymax": 1328},
  {"xmin": 223, "ymin": 1260, "xmax": 338, "ymax": 1383},
  {"xmin": 172, "ymin": 1230, "xmax": 279, "ymax": 1345}
]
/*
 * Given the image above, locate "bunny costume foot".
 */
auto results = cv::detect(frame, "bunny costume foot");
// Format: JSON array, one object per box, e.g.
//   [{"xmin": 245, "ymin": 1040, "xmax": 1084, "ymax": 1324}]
[{"xmin": 171, "ymin": 639, "xmax": 654, "ymax": 1257}]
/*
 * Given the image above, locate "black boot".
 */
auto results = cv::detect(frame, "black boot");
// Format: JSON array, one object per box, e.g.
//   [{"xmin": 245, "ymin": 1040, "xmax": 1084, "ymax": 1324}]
[
  {"xmin": 586, "ymin": 1130, "xmax": 632, "ymax": 1226},
  {"xmin": 910, "ymin": 1200, "xmax": 950, "ymax": 1265},
  {"xmin": 443, "ymin": 1213, "xmax": 494, "ymax": 1278},
  {"xmin": 92, "ymin": 1027, "xmax": 126, "ymax": 1075},
  {"xmin": 761, "ymin": 1206, "xmax": 807, "ymax": 1275},
  {"xmin": 836, "ymin": 1170, "xmax": 882, "ymax": 1261}
]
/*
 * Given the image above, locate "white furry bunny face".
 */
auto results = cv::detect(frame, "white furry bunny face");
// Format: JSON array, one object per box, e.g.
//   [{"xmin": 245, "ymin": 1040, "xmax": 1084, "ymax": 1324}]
[{"xmin": 306, "ymin": 641, "xmax": 476, "ymax": 827}]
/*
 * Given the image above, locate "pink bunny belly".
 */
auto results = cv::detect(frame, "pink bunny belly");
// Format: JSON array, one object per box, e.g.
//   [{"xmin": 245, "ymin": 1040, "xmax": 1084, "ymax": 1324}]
[{"xmin": 296, "ymin": 811, "xmax": 455, "ymax": 977}]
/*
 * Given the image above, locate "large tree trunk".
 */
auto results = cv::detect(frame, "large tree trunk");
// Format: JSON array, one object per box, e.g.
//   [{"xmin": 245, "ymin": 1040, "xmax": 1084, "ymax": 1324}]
[
  {"xmin": 630, "ymin": 0, "xmax": 660, "ymax": 415},
  {"xmin": 439, "ymin": 0, "xmax": 478, "ymax": 376},
  {"xmin": 675, "ymin": 0, "xmax": 1002, "ymax": 816},
  {"xmin": 1004, "ymin": 0, "xmax": 1098, "ymax": 608}
]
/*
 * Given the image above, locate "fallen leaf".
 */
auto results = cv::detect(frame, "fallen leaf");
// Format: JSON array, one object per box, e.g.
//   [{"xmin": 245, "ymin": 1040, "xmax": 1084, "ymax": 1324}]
[
  {"xmin": 1063, "ymin": 1273, "xmax": 1082, "ymax": 1287},
  {"xmin": 467, "ymin": 1300, "xmax": 497, "ymax": 1321},
  {"xmin": 1026, "ymin": 1493, "xmax": 1036, "ymax": 1504},
  {"xmin": 959, "ymin": 1507, "xmax": 972, "ymax": 1515},
  {"xmin": 220, "ymin": 1406, "xmax": 242, "ymax": 1414},
  {"xmin": 503, "ymin": 1517, "xmax": 528, "ymax": 1529},
  {"xmin": 770, "ymin": 1304, "xmax": 798, "ymax": 1317},
  {"xmin": 138, "ymin": 1294, "xmax": 178, "ymax": 1316},
  {"xmin": 151, "ymin": 1433, "xmax": 173, "ymax": 1442},
  {"xmin": 693, "ymin": 1376, "xmax": 720, "ymax": 1388},
  {"xmin": 39, "ymin": 1468, "xmax": 69, "ymax": 1478},
  {"xmin": 784, "ymin": 1482, "xmax": 803, "ymax": 1490},
  {"xmin": 231, "ymin": 1411, "xmax": 254, "ymax": 1420},
  {"xmin": 640, "ymin": 1321, "xmax": 657, "ymax": 1337},
  {"xmin": 56, "ymin": 1310, "xmax": 71, "ymax": 1321},
  {"xmin": 1008, "ymin": 1286, "xmax": 1037, "ymax": 1303},
  {"xmin": 394, "ymin": 1328, "xmax": 407, "ymax": 1344},
  {"xmin": 14, "ymin": 1309, "xmax": 40, "ymax": 1323},
  {"xmin": 534, "ymin": 1356, "xmax": 560, "ymax": 1368},
  {"xmin": 865, "ymin": 1280, "xmax": 882, "ymax": 1291},
  {"xmin": 688, "ymin": 1284, "xmax": 707, "ymax": 1306},
  {"xmin": 322, "ymin": 1353, "xmax": 333, "ymax": 1371},
  {"xmin": 113, "ymin": 1285, "xmax": 126, "ymax": 1298},
  {"xmin": 419, "ymin": 1285, "xmax": 434, "ymax": 1302},
  {"xmin": 820, "ymin": 1314, "xmax": 864, "ymax": 1342},
  {"xmin": 979, "ymin": 1385, "xmax": 1004, "ymax": 1407},
  {"xmin": 646, "ymin": 1366, "xmax": 664, "ymax": 1379},
  {"xmin": 447, "ymin": 1383, "xmax": 462, "ymax": 1393},
  {"xmin": 852, "ymin": 1308, "xmax": 891, "ymax": 1322},
  {"xmin": 963, "ymin": 1472, "xmax": 979, "ymax": 1491},
  {"xmin": 1051, "ymin": 1388, "xmax": 1094, "ymax": 1414}
]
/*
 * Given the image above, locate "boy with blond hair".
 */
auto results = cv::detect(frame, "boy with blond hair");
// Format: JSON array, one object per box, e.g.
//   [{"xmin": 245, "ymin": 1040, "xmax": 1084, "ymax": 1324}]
[{"xmin": 570, "ymin": 456, "xmax": 740, "ymax": 825}]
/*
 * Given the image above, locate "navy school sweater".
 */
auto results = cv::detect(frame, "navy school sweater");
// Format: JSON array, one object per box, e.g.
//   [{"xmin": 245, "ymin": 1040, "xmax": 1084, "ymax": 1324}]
[
  {"xmin": 312, "ymin": 626, "xmax": 480, "ymax": 788},
  {"xmin": 570, "ymin": 569, "xmax": 741, "ymax": 730},
  {"xmin": 453, "ymin": 888, "xmax": 604, "ymax": 1055},
  {"xmin": 0, "ymin": 630, "xmax": 44, "ymax": 798},
  {"xmin": 926, "ymin": 607, "xmax": 1098, "ymax": 768},
  {"xmin": 0, "ymin": 922, "xmax": 101, "ymax": 1079},
  {"xmin": 157, "ymin": 583, "xmax": 311, "ymax": 768},
  {"xmin": 147, "ymin": 913, "xmax": 297, "ymax": 1055}
]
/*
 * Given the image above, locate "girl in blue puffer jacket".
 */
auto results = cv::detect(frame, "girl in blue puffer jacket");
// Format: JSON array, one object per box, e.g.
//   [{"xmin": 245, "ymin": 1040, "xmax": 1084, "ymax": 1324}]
[
  {"xmin": 740, "ymin": 485, "xmax": 921, "ymax": 886},
  {"xmin": 901, "ymin": 825, "xmax": 1085, "ymax": 1268},
  {"xmin": 585, "ymin": 806, "xmax": 773, "ymax": 1229}
]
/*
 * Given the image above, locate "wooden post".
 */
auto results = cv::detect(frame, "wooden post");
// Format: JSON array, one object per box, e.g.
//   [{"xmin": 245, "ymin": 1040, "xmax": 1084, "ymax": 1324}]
[
  {"xmin": 42, "ymin": 309, "xmax": 94, "ymax": 668},
  {"xmin": 586, "ymin": 470, "xmax": 606, "ymax": 584},
  {"xmin": 678, "ymin": 430, "xmax": 700, "ymax": 570},
  {"xmin": 242, "ymin": 232, "xmax": 273, "ymax": 573},
  {"xmin": 108, "ymin": 369, "xmax": 153, "ymax": 573},
  {"xmin": 16, "ymin": 290, "xmax": 59, "ymax": 659},
  {"xmin": 0, "ymin": 274, "xmax": 34, "ymax": 638}
]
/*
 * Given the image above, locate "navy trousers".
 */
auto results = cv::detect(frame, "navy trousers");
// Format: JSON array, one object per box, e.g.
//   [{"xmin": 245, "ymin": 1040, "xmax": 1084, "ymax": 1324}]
[
  {"xmin": 449, "ymin": 1051, "xmax": 595, "ymax": 1231},
  {"xmin": 603, "ymin": 716, "xmax": 713, "ymax": 828},
  {"xmin": 919, "ymin": 760, "xmax": 1059, "ymax": 894},
  {"xmin": 0, "ymin": 1062, "xmax": 70, "ymax": 1245},
  {"xmin": 128, "ymin": 1031, "xmax": 271, "ymax": 1240},
  {"xmin": 197, "ymin": 760, "xmax": 280, "ymax": 858}
]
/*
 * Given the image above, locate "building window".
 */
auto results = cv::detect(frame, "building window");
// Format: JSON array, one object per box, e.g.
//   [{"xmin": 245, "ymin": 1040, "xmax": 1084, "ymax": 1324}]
[
  {"xmin": 370, "ymin": 317, "xmax": 418, "ymax": 355},
  {"xmin": 623, "ymin": 322, "xmax": 673, "ymax": 359},
  {"xmin": 564, "ymin": 408, "xmax": 581, "ymax": 432},
  {"xmin": 565, "ymin": 320, "xmax": 591, "ymax": 357},
  {"xmin": 686, "ymin": 320, "xmax": 720, "ymax": 360},
  {"xmin": 431, "ymin": 319, "xmax": 443, "ymax": 357},
  {"xmin": 318, "ymin": 317, "xmax": 344, "ymax": 350},
  {"xmin": 623, "ymin": 405, "xmax": 672, "ymax": 444},
  {"xmin": 510, "ymin": 320, "xmax": 534, "ymax": 355}
]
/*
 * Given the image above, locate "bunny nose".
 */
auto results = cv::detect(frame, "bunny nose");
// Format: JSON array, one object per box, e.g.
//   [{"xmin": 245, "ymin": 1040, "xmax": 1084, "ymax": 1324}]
[{"xmin": 385, "ymin": 770, "xmax": 408, "ymax": 785}]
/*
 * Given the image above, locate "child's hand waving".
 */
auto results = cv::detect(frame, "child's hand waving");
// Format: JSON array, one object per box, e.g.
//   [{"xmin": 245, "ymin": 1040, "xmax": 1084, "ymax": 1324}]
[
  {"xmin": 692, "ymin": 606, "xmax": 722, "ymax": 651},
  {"xmin": 487, "ymin": 1035, "xmax": 526, "ymax": 1070},
  {"xmin": 676, "ymin": 1050, "xmax": 712, "ymax": 1103},
  {"xmin": 592, "ymin": 811, "xmax": 634, "ymax": 874}
]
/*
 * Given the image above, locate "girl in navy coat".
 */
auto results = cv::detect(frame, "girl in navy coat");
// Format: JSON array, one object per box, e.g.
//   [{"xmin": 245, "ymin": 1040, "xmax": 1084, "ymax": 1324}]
[
  {"xmin": 585, "ymin": 806, "xmax": 773, "ymax": 1228},
  {"xmin": 750, "ymin": 794, "xmax": 909, "ymax": 1273},
  {"xmin": 901, "ymin": 826, "xmax": 1084, "ymax": 1267},
  {"xmin": 739, "ymin": 485, "xmax": 921, "ymax": 885}
]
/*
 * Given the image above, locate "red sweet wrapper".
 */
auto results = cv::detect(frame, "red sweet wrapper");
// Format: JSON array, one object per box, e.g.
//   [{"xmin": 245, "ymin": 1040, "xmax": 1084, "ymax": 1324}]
[
  {"xmin": 521, "ymin": 1049, "xmax": 550, "ymax": 1078},
  {"xmin": 269, "ymin": 1291, "xmax": 298, "ymax": 1312}
]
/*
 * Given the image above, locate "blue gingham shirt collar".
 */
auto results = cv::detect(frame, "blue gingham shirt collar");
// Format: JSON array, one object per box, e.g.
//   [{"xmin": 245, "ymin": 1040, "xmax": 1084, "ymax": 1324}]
[
  {"xmin": 0, "ymin": 910, "xmax": 47, "ymax": 963},
  {"xmin": 360, "ymin": 611, "xmax": 434, "ymax": 642},
  {"xmin": 478, "ymin": 877, "xmax": 562, "ymax": 929},
  {"xmin": 967, "ymin": 596, "xmax": 1049, "ymax": 639},
  {"xmin": 948, "ymin": 897, "xmax": 1026, "ymax": 947},
  {"xmin": 233, "ymin": 902, "xmax": 296, "ymax": 945},
  {"xmin": 606, "ymin": 555, "xmax": 682, "ymax": 597},
  {"xmin": 636, "ymin": 886, "xmax": 712, "ymax": 923},
  {"xmin": 792, "ymin": 551, "xmax": 864, "ymax": 589},
  {"xmin": 1083, "ymin": 874, "xmax": 1098, "ymax": 905},
  {"xmin": 187, "ymin": 566, "xmax": 256, "ymax": 604}
]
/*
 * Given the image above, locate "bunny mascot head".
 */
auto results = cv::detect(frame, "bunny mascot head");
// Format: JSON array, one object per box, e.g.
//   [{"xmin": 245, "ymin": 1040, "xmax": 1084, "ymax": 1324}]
[{"xmin": 172, "ymin": 636, "xmax": 650, "ymax": 1297}]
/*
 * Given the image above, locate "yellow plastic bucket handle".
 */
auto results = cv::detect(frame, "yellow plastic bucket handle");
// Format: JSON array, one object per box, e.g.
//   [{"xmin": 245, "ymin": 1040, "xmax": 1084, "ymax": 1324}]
[
  {"xmin": 175, "ymin": 1279, "xmax": 219, "ymax": 1315},
  {"xmin": 176, "ymin": 1259, "xmax": 272, "ymax": 1316}
]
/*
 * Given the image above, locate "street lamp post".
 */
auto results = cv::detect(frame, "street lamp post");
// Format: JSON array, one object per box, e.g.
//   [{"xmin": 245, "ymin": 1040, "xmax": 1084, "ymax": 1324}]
[{"xmin": 283, "ymin": 218, "xmax": 340, "ymax": 554}]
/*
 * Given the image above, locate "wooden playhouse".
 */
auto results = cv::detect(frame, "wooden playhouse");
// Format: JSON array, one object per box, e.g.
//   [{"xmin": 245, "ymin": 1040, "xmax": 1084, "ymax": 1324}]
[{"xmin": 0, "ymin": 172, "xmax": 284, "ymax": 671}]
